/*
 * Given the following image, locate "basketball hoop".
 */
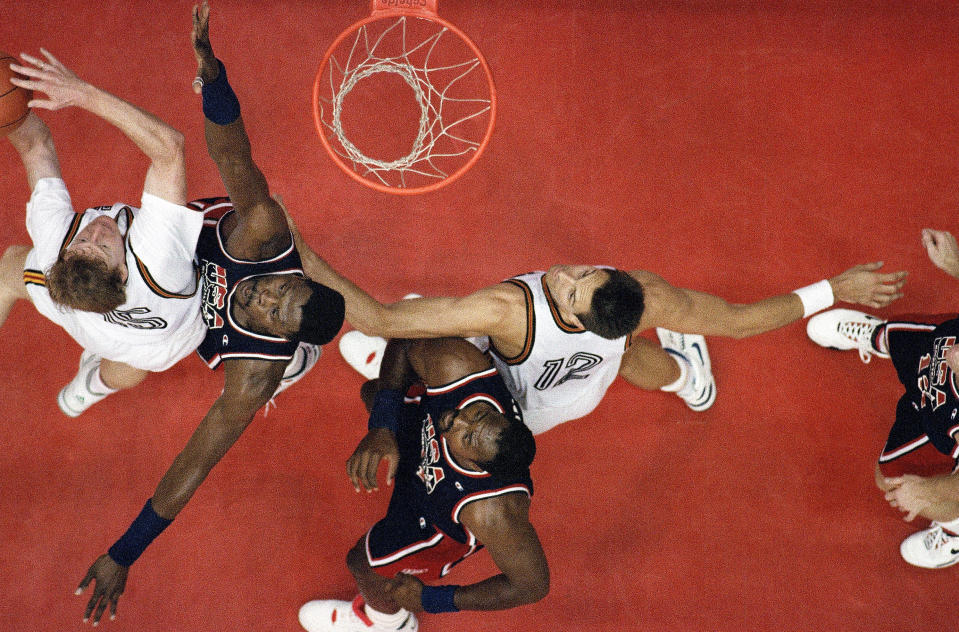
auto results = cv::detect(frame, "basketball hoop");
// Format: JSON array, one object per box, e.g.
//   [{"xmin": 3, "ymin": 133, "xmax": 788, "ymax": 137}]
[{"xmin": 313, "ymin": 0, "xmax": 496, "ymax": 194}]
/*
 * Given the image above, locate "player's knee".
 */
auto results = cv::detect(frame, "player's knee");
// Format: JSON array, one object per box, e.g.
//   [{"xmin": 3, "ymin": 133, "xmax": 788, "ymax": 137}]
[
  {"xmin": 345, "ymin": 540, "xmax": 370, "ymax": 576},
  {"xmin": 0, "ymin": 245, "xmax": 30, "ymax": 296}
]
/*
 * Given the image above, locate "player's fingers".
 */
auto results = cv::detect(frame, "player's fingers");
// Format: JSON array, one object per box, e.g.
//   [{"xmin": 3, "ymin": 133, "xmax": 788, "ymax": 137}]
[
  {"xmin": 17, "ymin": 52, "xmax": 44, "ymax": 70},
  {"xmin": 346, "ymin": 455, "xmax": 361, "ymax": 491},
  {"xmin": 903, "ymin": 509, "xmax": 919, "ymax": 522},
  {"xmin": 76, "ymin": 569, "xmax": 95, "ymax": 594},
  {"xmin": 108, "ymin": 590, "xmax": 121, "ymax": 622},
  {"xmin": 83, "ymin": 590, "xmax": 102, "ymax": 623},
  {"xmin": 362, "ymin": 455, "xmax": 379, "ymax": 491},
  {"xmin": 91, "ymin": 594, "xmax": 110, "ymax": 626},
  {"xmin": 39, "ymin": 48, "xmax": 60, "ymax": 68},
  {"xmin": 386, "ymin": 455, "xmax": 398, "ymax": 486}
]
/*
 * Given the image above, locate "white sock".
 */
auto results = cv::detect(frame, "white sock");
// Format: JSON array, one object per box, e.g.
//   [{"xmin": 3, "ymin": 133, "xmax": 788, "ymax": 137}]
[
  {"xmin": 364, "ymin": 603, "xmax": 411, "ymax": 629},
  {"xmin": 660, "ymin": 350, "xmax": 690, "ymax": 393}
]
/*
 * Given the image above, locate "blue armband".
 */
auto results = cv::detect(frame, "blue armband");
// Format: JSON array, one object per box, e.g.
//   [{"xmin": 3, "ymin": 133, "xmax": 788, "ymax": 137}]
[
  {"xmin": 421, "ymin": 584, "xmax": 460, "ymax": 613},
  {"xmin": 201, "ymin": 59, "xmax": 241, "ymax": 125},
  {"xmin": 368, "ymin": 388, "xmax": 403, "ymax": 433},
  {"xmin": 107, "ymin": 499, "xmax": 173, "ymax": 567}
]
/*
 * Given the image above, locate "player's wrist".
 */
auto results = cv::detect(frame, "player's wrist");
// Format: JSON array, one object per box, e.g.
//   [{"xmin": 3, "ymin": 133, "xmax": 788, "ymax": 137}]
[
  {"xmin": 107, "ymin": 498, "xmax": 173, "ymax": 567},
  {"xmin": 368, "ymin": 388, "xmax": 403, "ymax": 433},
  {"xmin": 421, "ymin": 584, "xmax": 460, "ymax": 613},
  {"xmin": 793, "ymin": 279, "xmax": 834, "ymax": 318}
]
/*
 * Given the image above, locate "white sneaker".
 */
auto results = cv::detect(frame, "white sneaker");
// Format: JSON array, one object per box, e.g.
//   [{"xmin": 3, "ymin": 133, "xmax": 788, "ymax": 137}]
[
  {"xmin": 57, "ymin": 351, "xmax": 111, "ymax": 417},
  {"xmin": 271, "ymin": 342, "xmax": 322, "ymax": 399},
  {"xmin": 657, "ymin": 328, "xmax": 716, "ymax": 411},
  {"xmin": 299, "ymin": 597, "xmax": 418, "ymax": 632},
  {"xmin": 339, "ymin": 331, "xmax": 388, "ymax": 380},
  {"xmin": 900, "ymin": 522, "xmax": 959, "ymax": 569},
  {"xmin": 806, "ymin": 308, "xmax": 889, "ymax": 363}
]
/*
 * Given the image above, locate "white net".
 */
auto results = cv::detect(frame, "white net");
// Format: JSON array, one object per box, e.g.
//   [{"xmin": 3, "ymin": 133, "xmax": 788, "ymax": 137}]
[{"xmin": 316, "ymin": 15, "xmax": 494, "ymax": 192}]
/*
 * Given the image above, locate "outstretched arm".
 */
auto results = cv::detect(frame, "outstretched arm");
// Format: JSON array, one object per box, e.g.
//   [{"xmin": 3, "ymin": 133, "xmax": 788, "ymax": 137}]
[
  {"xmin": 387, "ymin": 493, "xmax": 549, "ymax": 612},
  {"xmin": 287, "ymin": 210, "xmax": 516, "ymax": 339},
  {"xmin": 635, "ymin": 262, "xmax": 907, "ymax": 339},
  {"xmin": 76, "ymin": 358, "xmax": 284, "ymax": 626},
  {"xmin": 192, "ymin": 1, "xmax": 289, "ymax": 260},
  {"xmin": 10, "ymin": 49, "xmax": 186, "ymax": 205}
]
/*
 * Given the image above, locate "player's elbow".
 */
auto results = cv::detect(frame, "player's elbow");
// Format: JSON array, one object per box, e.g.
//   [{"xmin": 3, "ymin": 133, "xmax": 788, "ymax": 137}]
[{"xmin": 518, "ymin": 576, "xmax": 550, "ymax": 605}]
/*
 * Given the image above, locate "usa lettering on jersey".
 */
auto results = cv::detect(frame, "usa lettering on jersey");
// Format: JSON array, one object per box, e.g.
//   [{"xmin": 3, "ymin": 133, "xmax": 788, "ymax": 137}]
[
  {"xmin": 918, "ymin": 335, "xmax": 957, "ymax": 410},
  {"xmin": 200, "ymin": 259, "xmax": 227, "ymax": 329},
  {"xmin": 416, "ymin": 414, "xmax": 445, "ymax": 493}
]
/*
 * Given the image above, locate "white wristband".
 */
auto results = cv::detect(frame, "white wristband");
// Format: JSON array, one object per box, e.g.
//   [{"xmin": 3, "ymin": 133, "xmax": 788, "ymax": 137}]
[{"xmin": 793, "ymin": 280, "xmax": 834, "ymax": 317}]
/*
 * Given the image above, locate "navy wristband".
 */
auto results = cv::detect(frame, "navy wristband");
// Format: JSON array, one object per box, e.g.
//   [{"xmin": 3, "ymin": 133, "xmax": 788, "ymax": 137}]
[
  {"xmin": 107, "ymin": 499, "xmax": 173, "ymax": 567},
  {"xmin": 421, "ymin": 584, "xmax": 460, "ymax": 613},
  {"xmin": 201, "ymin": 59, "xmax": 241, "ymax": 125},
  {"xmin": 368, "ymin": 388, "xmax": 403, "ymax": 433}
]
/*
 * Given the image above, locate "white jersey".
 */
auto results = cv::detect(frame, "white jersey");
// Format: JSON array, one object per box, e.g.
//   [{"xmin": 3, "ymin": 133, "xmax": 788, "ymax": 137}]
[
  {"xmin": 488, "ymin": 271, "xmax": 630, "ymax": 435},
  {"xmin": 23, "ymin": 178, "xmax": 206, "ymax": 372}
]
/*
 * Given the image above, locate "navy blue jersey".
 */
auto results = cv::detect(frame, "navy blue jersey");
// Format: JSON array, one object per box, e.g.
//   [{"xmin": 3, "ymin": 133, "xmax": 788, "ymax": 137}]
[
  {"xmin": 885, "ymin": 316, "xmax": 959, "ymax": 460},
  {"xmin": 392, "ymin": 367, "xmax": 533, "ymax": 546},
  {"xmin": 189, "ymin": 197, "xmax": 303, "ymax": 369}
]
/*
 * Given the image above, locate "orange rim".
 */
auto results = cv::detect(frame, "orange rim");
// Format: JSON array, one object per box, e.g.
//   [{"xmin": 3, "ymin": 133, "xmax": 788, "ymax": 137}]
[{"xmin": 312, "ymin": 8, "xmax": 496, "ymax": 195}]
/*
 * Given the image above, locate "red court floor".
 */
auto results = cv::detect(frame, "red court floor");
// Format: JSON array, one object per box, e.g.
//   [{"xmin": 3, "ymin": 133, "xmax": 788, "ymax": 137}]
[{"xmin": 2, "ymin": 1, "xmax": 958, "ymax": 630}]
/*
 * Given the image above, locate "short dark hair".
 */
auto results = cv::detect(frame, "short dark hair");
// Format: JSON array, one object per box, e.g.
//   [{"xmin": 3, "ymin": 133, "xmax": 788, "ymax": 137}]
[
  {"xmin": 46, "ymin": 253, "xmax": 125, "ymax": 313},
  {"xmin": 577, "ymin": 269, "xmax": 644, "ymax": 339},
  {"xmin": 295, "ymin": 279, "xmax": 345, "ymax": 345},
  {"xmin": 484, "ymin": 413, "xmax": 536, "ymax": 480}
]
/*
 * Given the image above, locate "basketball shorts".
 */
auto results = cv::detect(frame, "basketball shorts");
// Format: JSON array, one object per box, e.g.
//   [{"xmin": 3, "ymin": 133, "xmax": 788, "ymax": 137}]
[
  {"xmin": 365, "ymin": 485, "xmax": 477, "ymax": 582},
  {"xmin": 878, "ymin": 319, "xmax": 959, "ymax": 478}
]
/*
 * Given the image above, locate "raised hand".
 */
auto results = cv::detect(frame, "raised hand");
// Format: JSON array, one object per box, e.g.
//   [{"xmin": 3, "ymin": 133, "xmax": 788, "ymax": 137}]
[
  {"xmin": 76, "ymin": 554, "xmax": 129, "ymax": 626},
  {"xmin": 346, "ymin": 428, "xmax": 400, "ymax": 492},
  {"xmin": 192, "ymin": 1, "xmax": 218, "ymax": 93},
  {"xmin": 921, "ymin": 228, "xmax": 959, "ymax": 279},
  {"xmin": 828, "ymin": 261, "xmax": 907, "ymax": 309},
  {"xmin": 9, "ymin": 48, "xmax": 91, "ymax": 111}
]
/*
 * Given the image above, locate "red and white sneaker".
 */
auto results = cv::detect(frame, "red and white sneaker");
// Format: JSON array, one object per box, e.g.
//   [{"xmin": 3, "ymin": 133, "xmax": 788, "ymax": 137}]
[
  {"xmin": 806, "ymin": 308, "xmax": 889, "ymax": 364},
  {"xmin": 339, "ymin": 331, "xmax": 387, "ymax": 380},
  {"xmin": 298, "ymin": 596, "xmax": 418, "ymax": 632}
]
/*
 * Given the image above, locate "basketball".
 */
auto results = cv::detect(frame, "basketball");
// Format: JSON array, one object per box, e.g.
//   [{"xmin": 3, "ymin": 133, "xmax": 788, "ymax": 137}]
[{"xmin": 0, "ymin": 51, "xmax": 31, "ymax": 136}]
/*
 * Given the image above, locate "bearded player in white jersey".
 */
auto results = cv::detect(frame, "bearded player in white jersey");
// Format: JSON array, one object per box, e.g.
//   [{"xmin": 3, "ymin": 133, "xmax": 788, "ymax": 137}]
[{"xmin": 291, "ymin": 227, "xmax": 906, "ymax": 434}]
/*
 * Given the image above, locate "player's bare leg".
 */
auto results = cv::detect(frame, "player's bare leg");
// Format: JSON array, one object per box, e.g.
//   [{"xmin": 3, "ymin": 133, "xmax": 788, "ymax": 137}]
[
  {"xmin": 0, "ymin": 245, "xmax": 30, "ymax": 328},
  {"xmin": 618, "ymin": 337, "xmax": 679, "ymax": 390},
  {"xmin": 57, "ymin": 355, "xmax": 148, "ymax": 417},
  {"xmin": 99, "ymin": 359, "xmax": 148, "ymax": 390},
  {"xmin": 620, "ymin": 333, "xmax": 716, "ymax": 411}
]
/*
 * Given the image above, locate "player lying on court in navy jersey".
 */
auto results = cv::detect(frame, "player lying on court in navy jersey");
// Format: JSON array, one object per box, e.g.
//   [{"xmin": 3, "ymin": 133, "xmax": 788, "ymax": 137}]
[
  {"xmin": 0, "ymin": 50, "xmax": 207, "ymax": 417},
  {"xmin": 73, "ymin": 3, "xmax": 345, "ymax": 626},
  {"xmin": 808, "ymin": 228, "xmax": 959, "ymax": 570},
  {"xmin": 288, "ymin": 221, "xmax": 907, "ymax": 435},
  {"xmin": 298, "ymin": 336, "xmax": 548, "ymax": 632}
]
